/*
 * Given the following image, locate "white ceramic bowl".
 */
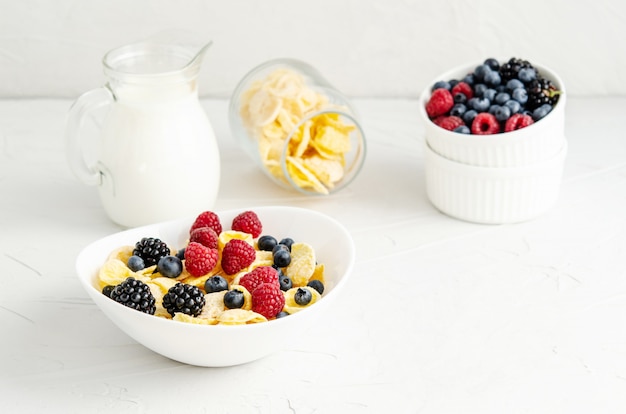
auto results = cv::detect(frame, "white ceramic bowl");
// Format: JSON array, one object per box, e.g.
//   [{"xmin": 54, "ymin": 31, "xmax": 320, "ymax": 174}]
[
  {"xmin": 418, "ymin": 60, "xmax": 566, "ymax": 168},
  {"xmin": 424, "ymin": 141, "xmax": 567, "ymax": 224},
  {"xmin": 76, "ymin": 206, "xmax": 355, "ymax": 367}
]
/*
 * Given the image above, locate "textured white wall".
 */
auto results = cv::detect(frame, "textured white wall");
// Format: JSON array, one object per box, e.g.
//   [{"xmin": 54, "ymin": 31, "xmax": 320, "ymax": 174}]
[{"xmin": 0, "ymin": 0, "xmax": 623, "ymax": 98}]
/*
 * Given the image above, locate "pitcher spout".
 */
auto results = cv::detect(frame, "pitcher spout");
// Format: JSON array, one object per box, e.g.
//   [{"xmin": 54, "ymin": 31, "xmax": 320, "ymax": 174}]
[{"xmin": 103, "ymin": 30, "xmax": 212, "ymax": 79}]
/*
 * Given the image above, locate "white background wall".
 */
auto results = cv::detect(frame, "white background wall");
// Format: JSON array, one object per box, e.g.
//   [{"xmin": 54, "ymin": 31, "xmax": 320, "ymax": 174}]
[{"xmin": 0, "ymin": 0, "xmax": 623, "ymax": 99}]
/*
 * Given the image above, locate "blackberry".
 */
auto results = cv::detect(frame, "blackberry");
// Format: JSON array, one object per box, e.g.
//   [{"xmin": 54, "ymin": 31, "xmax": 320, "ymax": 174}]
[
  {"xmin": 133, "ymin": 237, "xmax": 170, "ymax": 267},
  {"xmin": 162, "ymin": 282, "xmax": 205, "ymax": 317},
  {"xmin": 110, "ymin": 277, "xmax": 156, "ymax": 314},
  {"xmin": 499, "ymin": 57, "xmax": 534, "ymax": 83},
  {"xmin": 527, "ymin": 77, "xmax": 560, "ymax": 109},
  {"xmin": 102, "ymin": 285, "xmax": 115, "ymax": 298}
]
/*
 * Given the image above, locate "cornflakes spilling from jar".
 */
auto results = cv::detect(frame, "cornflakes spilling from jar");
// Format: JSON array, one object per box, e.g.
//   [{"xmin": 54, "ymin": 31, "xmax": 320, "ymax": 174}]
[
  {"xmin": 98, "ymin": 210, "xmax": 326, "ymax": 325},
  {"xmin": 239, "ymin": 68, "xmax": 358, "ymax": 195}
]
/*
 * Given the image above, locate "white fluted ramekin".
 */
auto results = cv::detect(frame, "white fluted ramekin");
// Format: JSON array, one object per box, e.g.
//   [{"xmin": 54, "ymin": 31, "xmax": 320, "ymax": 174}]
[{"xmin": 424, "ymin": 141, "xmax": 567, "ymax": 224}]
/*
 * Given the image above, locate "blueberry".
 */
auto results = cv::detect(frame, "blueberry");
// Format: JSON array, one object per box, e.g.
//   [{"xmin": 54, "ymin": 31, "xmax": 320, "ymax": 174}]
[
  {"xmin": 453, "ymin": 125, "xmax": 471, "ymax": 134},
  {"xmin": 204, "ymin": 275, "xmax": 228, "ymax": 293},
  {"xmin": 273, "ymin": 249, "xmax": 291, "ymax": 268},
  {"xmin": 473, "ymin": 83, "xmax": 488, "ymax": 98},
  {"xmin": 532, "ymin": 104, "xmax": 553, "ymax": 121},
  {"xmin": 511, "ymin": 88, "xmax": 528, "ymax": 105},
  {"xmin": 483, "ymin": 70, "xmax": 501, "ymax": 87},
  {"xmin": 272, "ymin": 265, "xmax": 285, "ymax": 277},
  {"xmin": 493, "ymin": 105, "xmax": 512, "ymax": 122},
  {"xmin": 484, "ymin": 58, "xmax": 500, "ymax": 71},
  {"xmin": 294, "ymin": 288, "xmax": 313, "ymax": 306},
  {"xmin": 483, "ymin": 88, "xmax": 497, "ymax": 102},
  {"xmin": 450, "ymin": 103, "xmax": 467, "ymax": 117},
  {"xmin": 488, "ymin": 105, "xmax": 500, "ymax": 115},
  {"xmin": 156, "ymin": 255, "xmax": 183, "ymax": 278},
  {"xmin": 504, "ymin": 99, "xmax": 521, "ymax": 114},
  {"xmin": 462, "ymin": 73, "xmax": 475, "ymax": 85},
  {"xmin": 279, "ymin": 274, "xmax": 293, "ymax": 291},
  {"xmin": 276, "ymin": 311, "xmax": 290, "ymax": 318},
  {"xmin": 257, "ymin": 235, "xmax": 277, "ymax": 252},
  {"xmin": 279, "ymin": 238, "xmax": 295, "ymax": 251},
  {"xmin": 495, "ymin": 92, "xmax": 510, "ymax": 106},
  {"xmin": 506, "ymin": 79, "xmax": 524, "ymax": 91},
  {"xmin": 453, "ymin": 93, "xmax": 467, "ymax": 104},
  {"xmin": 175, "ymin": 248, "xmax": 186, "ymax": 261},
  {"xmin": 272, "ymin": 243, "xmax": 289, "ymax": 255},
  {"xmin": 224, "ymin": 289, "xmax": 244, "ymax": 309},
  {"xmin": 307, "ymin": 280, "xmax": 325, "ymax": 295},
  {"xmin": 127, "ymin": 255, "xmax": 145, "ymax": 272},
  {"xmin": 473, "ymin": 64, "xmax": 491, "ymax": 81},
  {"xmin": 432, "ymin": 80, "xmax": 451, "ymax": 91},
  {"xmin": 448, "ymin": 79, "xmax": 459, "ymax": 88},
  {"xmin": 462, "ymin": 109, "xmax": 478, "ymax": 125},
  {"xmin": 518, "ymin": 67, "xmax": 537, "ymax": 83},
  {"xmin": 469, "ymin": 97, "xmax": 490, "ymax": 112}
]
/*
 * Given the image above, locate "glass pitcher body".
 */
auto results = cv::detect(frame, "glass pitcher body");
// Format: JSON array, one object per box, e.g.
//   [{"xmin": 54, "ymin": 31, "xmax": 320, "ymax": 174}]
[{"xmin": 66, "ymin": 34, "xmax": 220, "ymax": 227}]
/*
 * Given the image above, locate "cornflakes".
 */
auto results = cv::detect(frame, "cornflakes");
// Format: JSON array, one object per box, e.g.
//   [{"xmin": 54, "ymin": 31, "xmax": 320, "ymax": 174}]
[{"xmin": 239, "ymin": 68, "xmax": 358, "ymax": 194}]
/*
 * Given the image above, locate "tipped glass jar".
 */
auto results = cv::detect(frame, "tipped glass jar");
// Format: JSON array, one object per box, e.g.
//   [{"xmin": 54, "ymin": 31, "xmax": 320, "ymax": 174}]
[{"xmin": 229, "ymin": 59, "xmax": 366, "ymax": 195}]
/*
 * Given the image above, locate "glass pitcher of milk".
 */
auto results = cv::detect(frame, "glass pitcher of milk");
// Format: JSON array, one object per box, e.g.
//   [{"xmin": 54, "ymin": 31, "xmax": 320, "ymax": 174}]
[{"xmin": 66, "ymin": 32, "xmax": 220, "ymax": 228}]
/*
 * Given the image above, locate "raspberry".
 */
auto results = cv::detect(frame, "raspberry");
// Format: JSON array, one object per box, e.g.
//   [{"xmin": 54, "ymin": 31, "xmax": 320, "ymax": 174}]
[
  {"xmin": 251, "ymin": 282, "xmax": 285, "ymax": 319},
  {"xmin": 189, "ymin": 227, "xmax": 218, "ymax": 249},
  {"xmin": 184, "ymin": 242, "xmax": 218, "ymax": 277},
  {"xmin": 221, "ymin": 239, "xmax": 257, "ymax": 275},
  {"xmin": 471, "ymin": 112, "xmax": 501, "ymax": 135},
  {"xmin": 451, "ymin": 81, "xmax": 473, "ymax": 100},
  {"xmin": 189, "ymin": 211, "xmax": 222, "ymax": 235},
  {"xmin": 504, "ymin": 113, "xmax": 534, "ymax": 132},
  {"xmin": 433, "ymin": 115, "xmax": 465, "ymax": 131},
  {"xmin": 231, "ymin": 210, "xmax": 263, "ymax": 238},
  {"xmin": 239, "ymin": 266, "xmax": 279, "ymax": 293},
  {"xmin": 425, "ymin": 88, "xmax": 454, "ymax": 118}
]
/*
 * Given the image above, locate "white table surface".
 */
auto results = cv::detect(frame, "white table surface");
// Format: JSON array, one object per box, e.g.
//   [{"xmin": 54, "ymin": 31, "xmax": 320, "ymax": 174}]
[{"xmin": 1, "ymin": 97, "xmax": 625, "ymax": 413}]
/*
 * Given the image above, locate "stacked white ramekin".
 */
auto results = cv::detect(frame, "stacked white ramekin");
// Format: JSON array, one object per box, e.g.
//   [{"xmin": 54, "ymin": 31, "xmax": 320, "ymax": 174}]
[{"xmin": 419, "ymin": 62, "xmax": 567, "ymax": 224}]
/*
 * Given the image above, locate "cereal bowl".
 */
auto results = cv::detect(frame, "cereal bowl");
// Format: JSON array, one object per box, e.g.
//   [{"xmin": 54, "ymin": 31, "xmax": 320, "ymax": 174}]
[
  {"xmin": 418, "ymin": 59, "xmax": 566, "ymax": 168},
  {"xmin": 76, "ymin": 206, "xmax": 355, "ymax": 367}
]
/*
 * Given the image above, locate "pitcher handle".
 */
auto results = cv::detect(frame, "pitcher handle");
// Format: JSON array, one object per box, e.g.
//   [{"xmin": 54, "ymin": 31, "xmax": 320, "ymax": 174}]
[{"xmin": 65, "ymin": 86, "xmax": 114, "ymax": 186}]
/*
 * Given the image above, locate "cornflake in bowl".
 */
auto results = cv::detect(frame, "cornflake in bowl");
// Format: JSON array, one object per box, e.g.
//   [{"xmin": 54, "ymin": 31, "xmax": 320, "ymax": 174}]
[{"xmin": 76, "ymin": 206, "xmax": 355, "ymax": 367}]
